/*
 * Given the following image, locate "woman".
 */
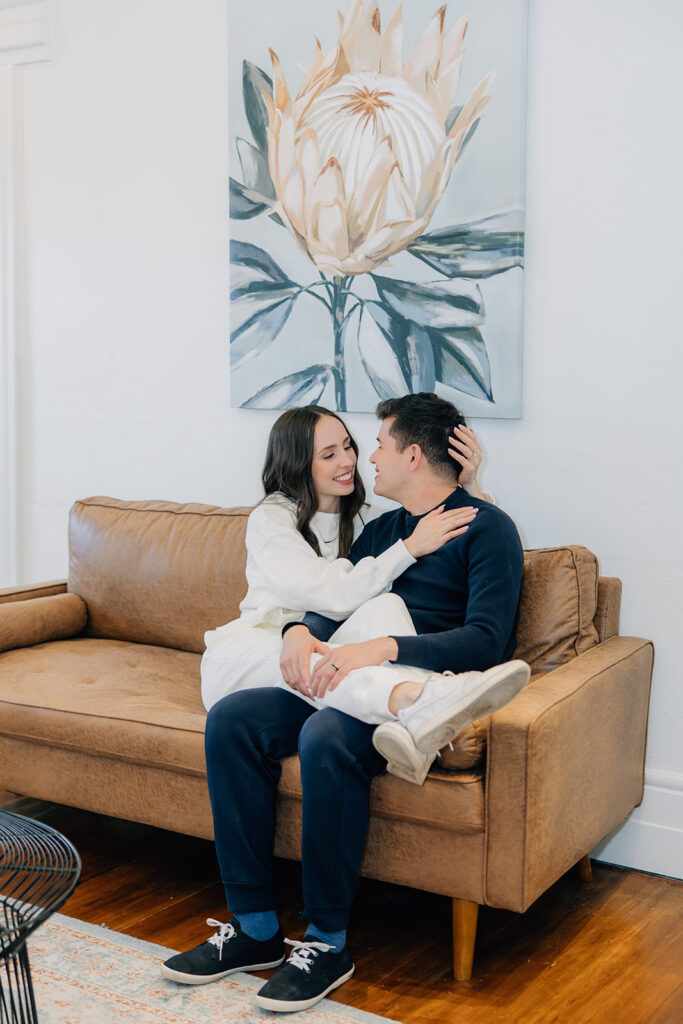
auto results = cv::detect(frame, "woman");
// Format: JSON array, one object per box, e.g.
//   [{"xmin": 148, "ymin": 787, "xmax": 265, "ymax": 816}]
[{"xmin": 201, "ymin": 405, "xmax": 489, "ymax": 717}]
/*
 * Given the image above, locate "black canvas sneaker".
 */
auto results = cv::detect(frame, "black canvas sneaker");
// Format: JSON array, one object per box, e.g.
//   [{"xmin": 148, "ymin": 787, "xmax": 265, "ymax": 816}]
[
  {"xmin": 161, "ymin": 917, "xmax": 285, "ymax": 984},
  {"xmin": 255, "ymin": 936, "xmax": 355, "ymax": 1012}
]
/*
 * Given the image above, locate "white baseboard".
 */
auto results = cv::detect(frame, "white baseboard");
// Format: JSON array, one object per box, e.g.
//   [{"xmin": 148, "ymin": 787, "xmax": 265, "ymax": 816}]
[{"xmin": 592, "ymin": 769, "xmax": 683, "ymax": 879}]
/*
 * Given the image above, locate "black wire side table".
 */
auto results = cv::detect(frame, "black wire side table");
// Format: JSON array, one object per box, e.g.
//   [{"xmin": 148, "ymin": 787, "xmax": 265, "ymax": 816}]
[{"xmin": 0, "ymin": 810, "xmax": 81, "ymax": 1024}]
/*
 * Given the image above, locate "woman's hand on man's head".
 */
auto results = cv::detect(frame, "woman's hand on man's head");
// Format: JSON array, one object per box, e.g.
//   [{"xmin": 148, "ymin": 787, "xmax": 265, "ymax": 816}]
[{"xmin": 449, "ymin": 425, "xmax": 486, "ymax": 500}]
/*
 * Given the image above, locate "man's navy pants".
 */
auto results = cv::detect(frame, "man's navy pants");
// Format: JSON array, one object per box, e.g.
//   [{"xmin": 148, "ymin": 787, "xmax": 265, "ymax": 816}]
[{"xmin": 204, "ymin": 686, "xmax": 386, "ymax": 931}]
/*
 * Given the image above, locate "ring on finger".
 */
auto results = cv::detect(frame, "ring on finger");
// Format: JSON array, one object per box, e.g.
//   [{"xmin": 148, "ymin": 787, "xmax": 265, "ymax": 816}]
[{"xmin": 330, "ymin": 663, "xmax": 339, "ymax": 672}]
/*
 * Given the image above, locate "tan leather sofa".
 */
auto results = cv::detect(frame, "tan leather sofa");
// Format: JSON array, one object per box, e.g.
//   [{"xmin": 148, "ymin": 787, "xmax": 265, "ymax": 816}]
[{"xmin": 0, "ymin": 497, "xmax": 654, "ymax": 979}]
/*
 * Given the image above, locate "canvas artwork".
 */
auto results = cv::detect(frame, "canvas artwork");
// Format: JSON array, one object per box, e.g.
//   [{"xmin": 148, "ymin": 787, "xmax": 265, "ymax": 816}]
[{"xmin": 229, "ymin": 0, "xmax": 527, "ymax": 415}]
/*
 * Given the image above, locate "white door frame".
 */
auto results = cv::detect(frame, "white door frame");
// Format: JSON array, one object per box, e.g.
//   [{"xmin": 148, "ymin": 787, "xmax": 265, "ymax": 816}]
[{"xmin": 0, "ymin": 2, "xmax": 52, "ymax": 586}]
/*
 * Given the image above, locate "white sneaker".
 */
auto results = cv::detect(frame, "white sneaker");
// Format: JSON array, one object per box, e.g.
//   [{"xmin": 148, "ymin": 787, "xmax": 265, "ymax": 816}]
[
  {"xmin": 371, "ymin": 722, "xmax": 433, "ymax": 784},
  {"xmin": 373, "ymin": 660, "xmax": 530, "ymax": 785}
]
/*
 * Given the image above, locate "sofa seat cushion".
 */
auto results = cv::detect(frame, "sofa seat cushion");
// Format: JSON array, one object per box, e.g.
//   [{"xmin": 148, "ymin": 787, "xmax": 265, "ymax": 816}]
[
  {"xmin": 0, "ymin": 638, "xmax": 207, "ymax": 775},
  {"xmin": 279, "ymin": 754, "xmax": 484, "ymax": 835},
  {"xmin": 0, "ymin": 637, "xmax": 485, "ymax": 834}
]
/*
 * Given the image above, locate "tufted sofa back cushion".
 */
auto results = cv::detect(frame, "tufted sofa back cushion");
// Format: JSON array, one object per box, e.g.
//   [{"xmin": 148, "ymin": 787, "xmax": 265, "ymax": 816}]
[
  {"xmin": 69, "ymin": 499, "xmax": 602, "ymax": 668},
  {"xmin": 69, "ymin": 497, "xmax": 251, "ymax": 654}
]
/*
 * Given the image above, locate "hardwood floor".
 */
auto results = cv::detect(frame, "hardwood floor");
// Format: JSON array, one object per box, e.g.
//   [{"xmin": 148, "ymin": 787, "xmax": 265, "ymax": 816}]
[{"xmin": 2, "ymin": 790, "xmax": 681, "ymax": 1023}]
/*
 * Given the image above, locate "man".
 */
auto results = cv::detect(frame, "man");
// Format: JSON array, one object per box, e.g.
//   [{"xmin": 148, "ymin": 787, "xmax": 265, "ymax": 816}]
[{"xmin": 162, "ymin": 394, "xmax": 527, "ymax": 1012}]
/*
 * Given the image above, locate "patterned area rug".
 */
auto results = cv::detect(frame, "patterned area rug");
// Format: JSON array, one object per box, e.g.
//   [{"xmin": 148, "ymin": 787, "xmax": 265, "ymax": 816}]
[{"xmin": 26, "ymin": 915, "xmax": 402, "ymax": 1024}]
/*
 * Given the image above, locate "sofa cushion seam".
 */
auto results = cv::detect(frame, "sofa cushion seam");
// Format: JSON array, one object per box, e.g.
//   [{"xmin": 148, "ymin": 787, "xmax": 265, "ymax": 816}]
[
  {"xmin": 74, "ymin": 500, "xmax": 251, "ymax": 520},
  {"xmin": 0, "ymin": 699, "xmax": 206, "ymax": 736},
  {"xmin": 0, "ymin": 732, "xmax": 206, "ymax": 776}
]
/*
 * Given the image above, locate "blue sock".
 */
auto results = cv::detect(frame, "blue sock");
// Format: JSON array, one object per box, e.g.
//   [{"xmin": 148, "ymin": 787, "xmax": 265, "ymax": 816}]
[
  {"xmin": 234, "ymin": 910, "xmax": 279, "ymax": 941},
  {"xmin": 305, "ymin": 923, "xmax": 346, "ymax": 953}
]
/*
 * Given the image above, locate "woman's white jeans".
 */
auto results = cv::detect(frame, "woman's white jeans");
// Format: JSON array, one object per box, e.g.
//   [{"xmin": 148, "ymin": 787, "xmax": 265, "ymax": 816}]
[{"xmin": 200, "ymin": 593, "xmax": 434, "ymax": 724}]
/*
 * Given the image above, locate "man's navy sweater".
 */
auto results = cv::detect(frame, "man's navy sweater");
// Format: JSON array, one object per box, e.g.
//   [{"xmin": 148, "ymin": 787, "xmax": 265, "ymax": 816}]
[{"xmin": 301, "ymin": 487, "xmax": 524, "ymax": 674}]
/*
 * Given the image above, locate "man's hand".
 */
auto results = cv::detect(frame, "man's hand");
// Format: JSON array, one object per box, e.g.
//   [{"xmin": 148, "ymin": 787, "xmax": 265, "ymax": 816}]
[
  {"xmin": 280, "ymin": 625, "xmax": 330, "ymax": 696},
  {"xmin": 309, "ymin": 637, "xmax": 399, "ymax": 698}
]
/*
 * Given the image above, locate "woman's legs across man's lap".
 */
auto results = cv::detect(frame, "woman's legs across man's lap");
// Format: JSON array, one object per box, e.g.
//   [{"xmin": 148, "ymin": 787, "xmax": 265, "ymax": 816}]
[
  {"xmin": 201, "ymin": 594, "xmax": 429, "ymax": 724},
  {"xmin": 310, "ymin": 593, "xmax": 431, "ymax": 724}
]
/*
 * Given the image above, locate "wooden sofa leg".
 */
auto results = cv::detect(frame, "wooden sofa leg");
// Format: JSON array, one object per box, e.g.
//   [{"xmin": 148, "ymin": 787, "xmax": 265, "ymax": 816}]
[
  {"xmin": 577, "ymin": 854, "xmax": 593, "ymax": 882},
  {"xmin": 452, "ymin": 898, "xmax": 479, "ymax": 980}
]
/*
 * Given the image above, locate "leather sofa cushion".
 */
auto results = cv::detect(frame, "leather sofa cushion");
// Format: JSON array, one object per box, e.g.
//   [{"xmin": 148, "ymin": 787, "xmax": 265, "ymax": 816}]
[
  {"xmin": 514, "ymin": 545, "xmax": 599, "ymax": 672},
  {"xmin": 68, "ymin": 501, "xmax": 601, "ymax": 673},
  {"xmin": 279, "ymin": 755, "xmax": 484, "ymax": 834},
  {"xmin": 0, "ymin": 639, "xmax": 206, "ymax": 773},
  {"xmin": 436, "ymin": 718, "xmax": 488, "ymax": 771},
  {"xmin": 69, "ymin": 497, "xmax": 251, "ymax": 654},
  {"xmin": 0, "ymin": 638, "xmax": 484, "ymax": 834},
  {"xmin": 0, "ymin": 594, "xmax": 86, "ymax": 652}
]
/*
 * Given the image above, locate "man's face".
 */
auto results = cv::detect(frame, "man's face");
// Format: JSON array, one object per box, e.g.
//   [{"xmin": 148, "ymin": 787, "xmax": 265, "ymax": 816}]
[{"xmin": 369, "ymin": 417, "xmax": 412, "ymax": 500}]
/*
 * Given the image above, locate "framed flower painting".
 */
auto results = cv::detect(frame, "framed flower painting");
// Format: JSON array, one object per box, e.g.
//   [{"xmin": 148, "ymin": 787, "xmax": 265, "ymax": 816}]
[{"xmin": 229, "ymin": 0, "xmax": 528, "ymax": 416}]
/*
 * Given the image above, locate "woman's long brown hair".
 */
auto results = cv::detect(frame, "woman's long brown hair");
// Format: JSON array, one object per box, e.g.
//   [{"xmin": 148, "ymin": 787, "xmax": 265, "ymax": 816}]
[{"xmin": 261, "ymin": 406, "xmax": 366, "ymax": 557}]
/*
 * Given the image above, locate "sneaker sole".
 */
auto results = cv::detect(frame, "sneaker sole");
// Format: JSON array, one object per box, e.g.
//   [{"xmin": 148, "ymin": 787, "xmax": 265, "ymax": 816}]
[
  {"xmin": 412, "ymin": 661, "xmax": 531, "ymax": 754},
  {"xmin": 161, "ymin": 954, "xmax": 285, "ymax": 985},
  {"xmin": 255, "ymin": 964, "xmax": 355, "ymax": 1012},
  {"xmin": 372, "ymin": 722, "xmax": 430, "ymax": 785}
]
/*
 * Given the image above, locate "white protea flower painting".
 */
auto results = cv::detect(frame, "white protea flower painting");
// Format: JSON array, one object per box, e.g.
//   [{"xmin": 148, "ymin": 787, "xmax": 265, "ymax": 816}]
[{"xmin": 230, "ymin": 0, "xmax": 526, "ymax": 413}]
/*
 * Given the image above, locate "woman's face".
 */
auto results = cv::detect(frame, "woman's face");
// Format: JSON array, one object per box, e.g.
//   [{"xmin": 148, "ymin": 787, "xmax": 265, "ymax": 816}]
[{"xmin": 311, "ymin": 415, "xmax": 357, "ymax": 513}]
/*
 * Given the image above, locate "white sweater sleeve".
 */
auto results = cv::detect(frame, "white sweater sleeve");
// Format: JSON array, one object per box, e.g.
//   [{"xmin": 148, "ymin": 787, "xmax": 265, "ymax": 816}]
[{"xmin": 245, "ymin": 502, "xmax": 415, "ymax": 620}]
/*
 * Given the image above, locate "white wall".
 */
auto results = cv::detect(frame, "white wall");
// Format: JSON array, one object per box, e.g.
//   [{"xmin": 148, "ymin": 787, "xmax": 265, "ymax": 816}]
[{"xmin": 1, "ymin": 0, "xmax": 681, "ymax": 875}]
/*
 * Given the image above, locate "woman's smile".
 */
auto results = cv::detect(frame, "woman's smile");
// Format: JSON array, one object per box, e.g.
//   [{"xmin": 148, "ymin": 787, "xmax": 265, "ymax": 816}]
[{"xmin": 312, "ymin": 415, "xmax": 359, "ymax": 512}]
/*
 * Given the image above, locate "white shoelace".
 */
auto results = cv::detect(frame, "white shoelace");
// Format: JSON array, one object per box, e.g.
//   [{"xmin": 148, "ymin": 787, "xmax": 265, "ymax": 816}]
[
  {"xmin": 206, "ymin": 918, "xmax": 236, "ymax": 961},
  {"xmin": 284, "ymin": 938, "xmax": 333, "ymax": 973}
]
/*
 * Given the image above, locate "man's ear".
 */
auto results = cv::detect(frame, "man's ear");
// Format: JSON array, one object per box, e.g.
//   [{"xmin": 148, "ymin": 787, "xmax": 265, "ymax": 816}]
[{"xmin": 407, "ymin": 444, "xmax": 423, "ymax": 472}]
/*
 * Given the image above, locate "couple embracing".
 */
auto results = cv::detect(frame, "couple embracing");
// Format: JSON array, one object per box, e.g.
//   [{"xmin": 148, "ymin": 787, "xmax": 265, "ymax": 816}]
[{"xmin": 163, "ymin": 392, "xmax": 529, "ymax": 1013}]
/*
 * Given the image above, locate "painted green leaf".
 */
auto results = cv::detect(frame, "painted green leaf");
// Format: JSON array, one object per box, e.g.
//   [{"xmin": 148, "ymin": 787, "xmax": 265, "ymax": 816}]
[
  {"xmin": 429, "ymin": 327, "xmax": 493, "ymax": 401},
  {"xmin": 243, "ymin": 60, "xmax": 273, "ymax": 156},
  {"xmin": 230, "ymin": 177, "xmax": 269, "ymax": 220},
  {"xmin": 230, "ymin": 241, "xmax": 298, "ymax": 368},
  {"xmin": 236, "ymin": 138, "xmax": 276, "ymax": 200},
  {"xmin": 230, "ymin": 241, "xmax": 292, "ymax": 287},
  {"xmin": 242, "ymin": 364, "xmax": 334, "ymax": 408},
  {"xmin": 371, "ymin": 274, "xmax": 484, "ymax": 330},
  {"xmin": 231, "ymin": 295, "xmax": 297, "ymax": 370},
  {"xmin": 360, "ymin": 302, "xmax": 435, "ymax": 399},
  {"xmin": 408, "ymin": 211, "xmax": 524, "ymax": 278}
]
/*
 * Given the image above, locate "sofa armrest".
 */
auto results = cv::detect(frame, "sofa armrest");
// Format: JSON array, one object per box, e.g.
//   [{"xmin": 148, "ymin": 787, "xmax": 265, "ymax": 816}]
[
  {"xmin": 0, "ymin": 580, "xmax": 68, "ymax": 605},
  {"xmin": 484, "ymin": 636, "xmax": 654, "ymax": 913},
  {"xmin": 0, "ymin": 593, "xmax": 87, "ymax": 653}
]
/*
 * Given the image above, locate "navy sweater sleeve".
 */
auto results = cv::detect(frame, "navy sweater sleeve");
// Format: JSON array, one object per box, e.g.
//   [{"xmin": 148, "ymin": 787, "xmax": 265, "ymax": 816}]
[
  {"xmin": 393, "ymin": 513, "xmax": 523, "ymax": 672},
  {"xmin": 299, "ymin": 610, "xmax": 340, "ymax": 642}
]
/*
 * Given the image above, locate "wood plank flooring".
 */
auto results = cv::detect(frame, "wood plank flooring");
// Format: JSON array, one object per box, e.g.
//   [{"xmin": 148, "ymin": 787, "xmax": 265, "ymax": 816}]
[{"xmin": 2, "ymin": 790, "xmax": 681, "ymax": 1024}]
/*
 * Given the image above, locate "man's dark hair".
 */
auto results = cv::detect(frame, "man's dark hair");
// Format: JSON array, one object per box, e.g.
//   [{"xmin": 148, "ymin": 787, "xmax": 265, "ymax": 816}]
[{"xmin": 376, "ymin": 393, "xmax": 466, "ymax": 481}]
